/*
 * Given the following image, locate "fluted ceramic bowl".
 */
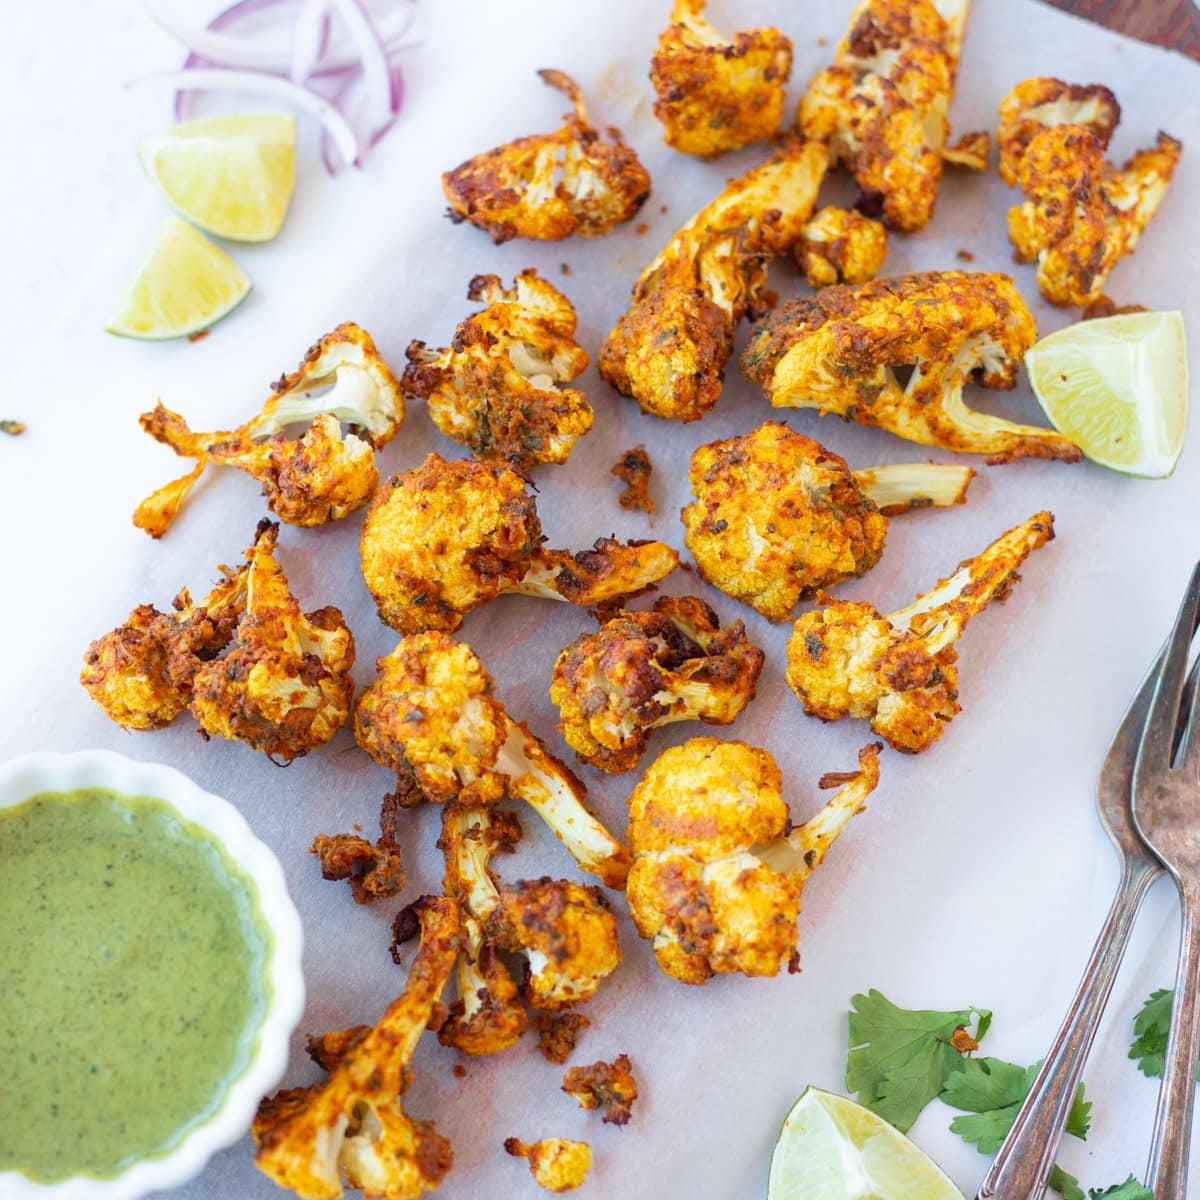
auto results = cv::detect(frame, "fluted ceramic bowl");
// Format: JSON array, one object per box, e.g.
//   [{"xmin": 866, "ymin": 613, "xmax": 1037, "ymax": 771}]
[{"xmin": 0, "ymin": 750, "xmax": 305, "ymax": 1200}]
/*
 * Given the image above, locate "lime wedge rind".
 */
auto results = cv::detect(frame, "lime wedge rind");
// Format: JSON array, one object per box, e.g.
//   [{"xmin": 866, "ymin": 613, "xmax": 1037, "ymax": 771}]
[
  {"xmin": 768, "ymin": 1087, "xmax": 965, "ymax": 1200},
  {"xmin": 138, "ymin": 112, "xmax": 297, "ymax": 243},
  {"xmin": 1026, "ymin": 310, "xmax": 1188, "ymax": 479},
  {"xmin": 105, "ymin": 218, "xmax": 252, "ymax": 341}
]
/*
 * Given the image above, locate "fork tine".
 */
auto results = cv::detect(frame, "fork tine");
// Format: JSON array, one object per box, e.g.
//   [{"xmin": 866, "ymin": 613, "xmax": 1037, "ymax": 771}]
[
  {"xmin": 1178, "ymin": 641, "xmax": 1200, "ymax": 778},
  {"xmin": 1140, "ymin": 563, "xmax": 1200, "ymax": 772}
]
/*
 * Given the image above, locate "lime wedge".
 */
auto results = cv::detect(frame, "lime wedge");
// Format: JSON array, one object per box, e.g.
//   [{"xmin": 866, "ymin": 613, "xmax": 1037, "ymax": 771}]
[
  {"xmin": 106, "ymin": 218, "xmax": 252, "ymax": 340},
  {"xmin": 768, "ymin": 1087, "xmax": 965, "ymax": 1200},
  {"xmin": 1025, "ymin": 311, "xmax": 1188, "ymax": 478},
  {"xmin": 138, "ymin": 112, "xmax": 296, "ymax": 242}
]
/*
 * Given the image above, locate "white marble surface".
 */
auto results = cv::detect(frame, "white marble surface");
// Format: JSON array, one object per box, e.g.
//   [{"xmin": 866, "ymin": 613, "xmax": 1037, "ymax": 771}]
[{"xmin": 3, "ymin": 1, "xmax": 1200, "ymax": 1196}]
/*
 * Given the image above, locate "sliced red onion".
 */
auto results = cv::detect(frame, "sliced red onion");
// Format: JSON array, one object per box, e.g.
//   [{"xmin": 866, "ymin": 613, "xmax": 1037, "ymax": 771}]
[
  {"xmin": 132, "ymin": 68, "xmax": 361, "ymax": 166},
  {"xmin": 317, "ymin": 69, "xmax": 363, "ymax": 173},
  {"xmin": 290, "ymin": 0, "xmax": 332, "ymax": 82},
  {"xmin": 323, "ymin": 0, "xmax": 394, "ymax": 136},
  {"xmin": 152, "ymin": 0, "xmax": 418, "ymax": 79}
]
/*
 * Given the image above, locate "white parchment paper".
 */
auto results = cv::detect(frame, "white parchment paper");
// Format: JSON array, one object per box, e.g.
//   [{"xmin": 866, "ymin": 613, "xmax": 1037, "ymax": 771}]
[{"xmin": 3, "ymin": 1, "xmax": 1200, "ymax": 1195}]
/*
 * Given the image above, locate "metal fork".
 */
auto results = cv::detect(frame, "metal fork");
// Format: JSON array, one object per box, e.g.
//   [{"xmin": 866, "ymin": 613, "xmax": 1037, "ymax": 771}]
[
  {"xmin": 975, "ymin": 649, "xmax": 1165, "ymax": 1199},
  {"xmin": 1132, "ymin": 562, "xmax": 1200, "ymax": 1200}
]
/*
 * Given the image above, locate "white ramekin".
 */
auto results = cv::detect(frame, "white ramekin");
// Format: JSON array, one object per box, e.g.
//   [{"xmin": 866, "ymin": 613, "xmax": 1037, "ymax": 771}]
[{"xmin": 0, "ymin": 749, "xmax": 305, "ymax": 1200}]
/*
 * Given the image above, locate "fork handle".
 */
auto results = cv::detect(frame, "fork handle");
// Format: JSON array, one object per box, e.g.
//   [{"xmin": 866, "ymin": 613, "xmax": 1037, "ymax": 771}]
[
  {"xmin": 976, "ymin": 859, "xmax": 1159, "ymax": 1200},
  {"xmin": 1146, "ymin": 876, "xmax": 1200, "ymax": 1197}
]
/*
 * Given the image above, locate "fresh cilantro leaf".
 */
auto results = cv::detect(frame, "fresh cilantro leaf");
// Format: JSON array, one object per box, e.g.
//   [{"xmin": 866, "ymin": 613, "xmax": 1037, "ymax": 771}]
[
  {"xmin": 942, "ymin": 1057, "xmax": 1090, "ymax": 1154},
  {"xmin": 1049, "ymin": 1164, "xmax": 1084, "ymax": 1200},
  {"xmin": 845, "ymin": 989, "xmax": 989, "ymax": 1132},
  {"xmin": 1129, "ymin": 988, "xmax": 1200, "ymax": 1080},
  {"xmin": 1088, "ymin": 1177, "xmax": 1154, "ymax": 1200}
]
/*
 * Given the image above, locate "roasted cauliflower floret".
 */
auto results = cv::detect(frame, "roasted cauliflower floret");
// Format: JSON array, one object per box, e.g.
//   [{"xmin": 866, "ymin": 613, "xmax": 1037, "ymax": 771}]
[
  {"xmin": 355, "ymin": 633, "xmax": 509, "ymax": 807},
  {"xmin": 190, "ymin": 523, "xmax": 355, "ymax": 762},
  {"xmin": 134, "ymin": 323, "xmax": 403, "ymax": 536},
  {"xmin": 253, "ymin": 895, "xmax": 459, "ymax": 1200},
  {"xmin": 81, "ymin": 566, "xmax": 247, "ymax": 730},
  {"xmin": 445, "ymin": 809, "xmax": 619, "ymax": 1026},
  {"xmin": 551, "ymin": 595, "xmax": 765, "ymax": 774},
  {"xmin": 438, "ymin": 805, "xmax": 527, "ymax": 1056},
  {"xmin": 627, "ymin": 738, "xmax": 881, "ymax": 984},
  {"xmin": 798, "ymin": 0, "xmax": 982, "ymax": 232},
  {"xmin": 682, "ymin": 421, "xmax": 973, "ymax": 621},
  {"xmin": 599, "ymin": 138, "xmax": 827, "ymax": 422},
  {"xmin": 361, "ymin": 453, "xmax": 678, "ymax": 635},
  {"xmin": 650, "ymin": 0, "xmax": 793, "ymax": 157},
  {"xmin": 361, "ymin": 455, "xmax": 541, "ymax": 634},
  {"xmin": 562, "ymin": 1054, "xmax": 638, "ymax": 1126},
  {"xmin": 998, "ymin": 79, "xmax": 1182, "ymax": 307},
  {"xmin": 741, "ymin": 271, "xmax": 1081, "ymax": 463},
  {"xmin": 443, "ymin": 69, "xmax": 649, "ymax": 243},
  {"xmin": 353, "ymin": 632, "xmax": 630, "ymax": 885},
  {"xmin": 795, "ymin": 206, "xmax": 888, "ymax": 287},
  {"xmin": 996, "ymin": 77, "xmax": 1120, "ymax": 185},
  {"xmin": 403, "ymin": 270, "xmax": 593, "ymax": 471},
  {"xmin": 486, "ymin": 877, "xmax": 622, "ymax": 1011},
  {"xmin": 786, "ymin": 511, "xmax": 1055, "ymax": 752},
  {"xmin": 504, "ymin": 1137, "xmax": 592, "ymax": 1193}
]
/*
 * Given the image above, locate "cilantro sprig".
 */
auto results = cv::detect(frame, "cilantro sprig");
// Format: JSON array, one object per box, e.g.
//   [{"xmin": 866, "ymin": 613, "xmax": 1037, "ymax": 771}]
[
  {"xmin": 941, "ymin": 1056, "xmax": 1090, "ymax": 1154},
  {"xmin": 844, "ymin": 988, "xmax": 1143, "ymax": 1200},
  {"xmin": 846, "ymin": 989, "xmax": 990, "ymax": 1133},
  {"xmin": 1128, "ymin": 988, "xmax": 1200, "ymax": 1080}
]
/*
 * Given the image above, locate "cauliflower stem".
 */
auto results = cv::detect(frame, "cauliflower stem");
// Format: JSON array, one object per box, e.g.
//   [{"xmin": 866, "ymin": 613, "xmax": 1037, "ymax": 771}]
[
  {"xmin": 252, "ymin": 895, "xmax": 460, "ymax": 1200},
  {"xmin": 741, "ymin": 271, "xmax": 1081, "ymax": 463},
  {"xmin": 786, "ymin": 511, "xmax": 1056, "ymax": 752},
  {"xmin": 134, "ymin": 323, "xmax": 402, "ymax": 536}
]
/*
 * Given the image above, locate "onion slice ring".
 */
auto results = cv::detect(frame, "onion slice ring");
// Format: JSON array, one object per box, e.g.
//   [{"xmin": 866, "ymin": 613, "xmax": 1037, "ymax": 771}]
[{"xmin": 131, "ymin": 67, "xmax": 361, "ymax": 167}]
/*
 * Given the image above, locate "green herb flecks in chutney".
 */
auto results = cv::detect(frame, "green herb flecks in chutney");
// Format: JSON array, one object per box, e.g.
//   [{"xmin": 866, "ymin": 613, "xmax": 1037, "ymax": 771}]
[{"xmin": 0, "ymin": 788, "xmax": 271, "ymax": 1181}]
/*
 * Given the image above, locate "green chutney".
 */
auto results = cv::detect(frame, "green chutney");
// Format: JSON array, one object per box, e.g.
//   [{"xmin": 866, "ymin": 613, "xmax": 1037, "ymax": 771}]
[{"xmin": 0, "ymin": 788, "xmax": 272, "ymax": 1181}]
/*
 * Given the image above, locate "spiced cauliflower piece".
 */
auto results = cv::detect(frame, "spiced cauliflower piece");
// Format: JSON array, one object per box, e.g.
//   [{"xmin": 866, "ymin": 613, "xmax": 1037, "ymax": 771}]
[
  {"xmin": 786, "ymin": 511, "xmax": 1055, "ymax": 752},
  {"xmin": 535, "ymin": 1013, "xmax": 590, "ymax": 1064},
  {"xmin": 798, "ymin": 0, "xmax": 983, "ymax": 232},
  {"xmin": 134, "ymin": 323, "xmax": 403, "ymax": 536},
  {"xmin": 252, "ymin": 895, "xmax": 459, "ymax": 1200},
  {"xmin": 650, "ymin": 0, "xmax": 793, "ymax": 157},
  {"xmin": 403, "ymin": 270, "xmax": 592, "ymax": 471},
  {"xmin": 311, "ymin": 794, "xmax": 407, "ymax": 905},
  {"xmin": 998, "ymin": 78, "xmax": 1182, "ymax": 308},
  {"xmin": 741, "ymin": 271, "xmax": 1081, "ymax": 463},
  {"xmin": 795, "ymin": 206, "xmax": 888, "ymax": 288},
  {"xmin": 447, "ymin": 807, "xmax": 621, "ymax": 1016},
  {"xmin": 443, "ymin": 69, "xmax": 649, "ymax": 244},
  {"xmin": 996, "ymin": 77, "xmax": 1120, "ymax": 185},
  {"xmin": 627, "ymin": 738, "xmax": 881, "ymax": 984},
  {"xmin": 354, "ymin": 631, "xmax": 630, "ymax": 886},
  {"xmin": 310, "ymin": 833, "xmax": 405, "ymax": 906},
  {"xmin": 504, "ymin": 1138, "xmax": 591, "ymax": 1193},
  {"xmin": 551, "ymin": 595, "xmax": 765, "ymax": 774},
  {"xmin": 189, "ymin": 523, "xmax": 354, "ymax": 762},
  {"xmin": 682, "ymin": 421, "xmax": 973, "ymax": 621},
  {"xmin": 438, "ymin": 804, "xmax": 528, "ymax": 1057},
  {"xmin": 486, "ymin": 877, "xmax": 622, "ymax": 1011},
  {"xmin": 361, "ymin": 454, "xmax": 678, "ymax": 635},
  {"xmin": 598, "ymin": 138, "xmax": 827, "ymax": 422},
  {"xmin": 361, "ymin": 455, "xmax": 541, "ymax": 635},
  {"xmin": 355, "ymin": 632, "xmax": 509, "ymax": 807},
  {"xmin": 611, "ymin": 445, "xmax": 655, "ymax": 514},
  {"xmin": 81, "ymin": 564, "xmax": 248, "ymax": 731},
  {"xmin": 562, "ymin": 1054, "xmax": 638, "ymax": 1126}
]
